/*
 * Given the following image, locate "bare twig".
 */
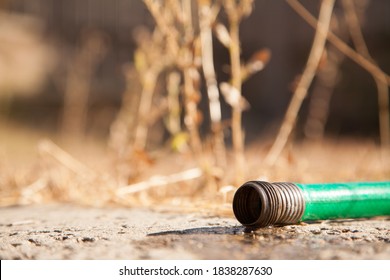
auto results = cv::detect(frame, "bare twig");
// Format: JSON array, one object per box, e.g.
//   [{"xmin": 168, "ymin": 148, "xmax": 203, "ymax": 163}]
[
  {"xmin": 143, "ymin": 0, "xmax": 204, "ymax": 156},
  {"xmin": 265, "ymin": 0, "xmax": 335, "ymax": 166},
  {"xmin": 21, "ymin": 177, "xmax": 48, "ymax": 198},
  {"xmin": 304, "ymin": 14, "xmax": 348, "ymax": 140},
  {"xmin": 62, "ymin": 31, "xmax": 105, "ymax": 139},
  {"xmin": 229, "ymin": 19, "xmax": 245, "ymax": 183},
  {"xmin": 133, "ymin": 28, "xmax": 171, "ymax": 151},
  {"xmin": 286, "ymin": 0, "xmax": 390, "ymax": 85},
  {"xmin": 242, "ymin": 48, "xmax": 271, "ymax": 81},
  {"xmin": 223, "ymin": 0, "xmax": 254, "ymax": 183},
  {"xmin": 143, "ymin": 0, "xmax": 179, "ymax": 55},
  {"xmin": 377, "ymin": 77, "xmax": 390, "ymax": 147},
  {"xmin": 341, "ymin": 0, "xmax": 369, "ymax": 56},
  {"xmin": 198, "ymin": 1, "xmax": 226, "ymax": 167},
  {"xmin": 181, "ymin": 1, "xmax": 204, "ymax": 156},
  {"xmin": 108, "ymin": 65, "xmax": 140, "ymax": 158},
  {"xmin": 38, "ymin": 139, "xmax": 95, "ymax": 177},
  {"xmin": 6, "ymin": 220, "xmax": 36, "ymax": 227},
  {"xmin": 116, "ymin": 167, "xmax": 203, "ymax": 196},
  {"xmin": 133, "ymin": 71, "xmax": 159, "ymax": 151},
  {"xmin": 183, "ymin": 66, "xmax": 203, "ymax": 155},
  {"xmin": 342, "ymin": 0, "xmax": 389, "ymax": 147},
  {"xmin": 165, "ymin": 71, "xmax": 182, "ymax": 136},
  {"xmin": 20, "ymin": 177, "xmax": 48, "ymax": 204}
]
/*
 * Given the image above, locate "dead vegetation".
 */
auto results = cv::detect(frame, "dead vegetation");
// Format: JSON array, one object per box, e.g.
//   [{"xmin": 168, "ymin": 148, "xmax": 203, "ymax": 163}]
[{"xmin": 0, "ymin": 0, "xmax": 389, "ymax": 212}]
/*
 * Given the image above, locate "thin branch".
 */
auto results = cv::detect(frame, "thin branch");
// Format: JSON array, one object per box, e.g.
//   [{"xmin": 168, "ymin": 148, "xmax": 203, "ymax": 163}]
[
  {"xmin": 304, "ymin": 10, "xmax": 349, "ymax": 140},
  {"xmin": 181, "ymin": 1, "xmax": 203, "ymax": 156},
  {"xmin": 223, "ymin": 0, "xmax": 251, "ymax": 184},
  {"xmin": 199, "ymin": 5, "xmax": 222, "ymax": 125},
  {"xmin": 198, "ymin": 2, "xmax": 226, "ymax": 167},
  {"xmin": 286, "ymin": 0, "xmax": 390, "ymax": 85},
  {"xmin": 62, "ymin": 32, "xmax": 105, "ymax": 139},
  {"xmin": 342, "ymin": 0, "xmax": 389, "ymax": 147},
  {"xmin": 38, "ymin": 139, "xmax": 95, "ymax": 177},
  {"xmin": 20, "ymin": 177, "xmax": 48, "ymax": 203},
  {"xmin": 265, "ymin": 0, "xmax": 335, "ymax": 166},
  {"xmin": 377, "ymin": 78, "xmax": 390, "ymax": 147},
  {"xmin": 143, "ymin": 0, "xmax": 179, "ymax": 55},
  {"xmin": 183, "ymin": 66, "xmax": 203, "ymax": 155},
  {"xmin": 115, "ymin": 167, "xmax": 203, "ymax": 196},
  {"xmin": 165, "ymin": 71, "xmax": 182, "ymax": 136},
  {"xmin": 304, "ymin": 43, "xmax": 346, "ymax": 140},
  {"xmin": 342, "ymin": 0, "xmax": 369, "ymax": 55},
  {"xmin": 144, "ymin": 0, "xmax": 204, "ymax": 156},
  {"xmin": 133, "ymin": 71, "xmax": 159, "ymax": 151},
  {"xmin": 230, "ymin": 28, "xmax": 245, "ymax": 184}
]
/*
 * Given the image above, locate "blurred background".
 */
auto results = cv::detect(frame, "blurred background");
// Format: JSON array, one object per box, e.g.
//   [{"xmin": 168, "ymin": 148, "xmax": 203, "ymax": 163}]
[
  {"xmin": 0, "ymin": 0, "xmax": 389, "ymax": 208},
  {"xmin": 1, "ymin": 0, "xmax": 389, "ymax": 139}
]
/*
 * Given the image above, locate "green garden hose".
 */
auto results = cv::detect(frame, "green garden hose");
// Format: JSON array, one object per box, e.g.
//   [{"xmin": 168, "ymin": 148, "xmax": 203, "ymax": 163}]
[{"xmin": 232, "ymin": 181, "xmax": 390, "ymax": 228}]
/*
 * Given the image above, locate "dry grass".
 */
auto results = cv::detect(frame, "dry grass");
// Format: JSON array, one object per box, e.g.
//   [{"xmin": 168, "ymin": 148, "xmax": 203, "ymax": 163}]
[
  {"xmin": 1, "ymin": 1, "xmax": 389, "ymax": 215},
  {"xmin": 1, "ymin": 119, "xmax": 389, "ymax": 216}
]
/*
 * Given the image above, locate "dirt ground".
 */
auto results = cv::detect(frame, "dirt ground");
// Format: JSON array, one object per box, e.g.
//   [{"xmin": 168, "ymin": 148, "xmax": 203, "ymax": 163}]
[
  {"xmin": 1, "ymin": 122, "xmax": 390, "ymax": 260},
  {"xmin": 1, "ymin": 204, "xmax": 389, "ymax": 260}
]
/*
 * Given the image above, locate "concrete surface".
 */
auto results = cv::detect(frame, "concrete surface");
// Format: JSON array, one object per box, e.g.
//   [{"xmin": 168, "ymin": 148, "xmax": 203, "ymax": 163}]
[{"xmin": 1, "ymin": 205, "xmax": 389, "ymax": 259}]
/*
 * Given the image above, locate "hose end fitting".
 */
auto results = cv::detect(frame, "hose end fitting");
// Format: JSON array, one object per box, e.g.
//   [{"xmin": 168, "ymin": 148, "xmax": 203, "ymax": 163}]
[{"xmin": 232, "ymin": 181, "xmax": 306, "ymax": 228}]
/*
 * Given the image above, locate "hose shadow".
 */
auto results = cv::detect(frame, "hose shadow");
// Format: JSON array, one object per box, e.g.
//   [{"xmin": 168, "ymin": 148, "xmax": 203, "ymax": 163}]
[{"xmin": 147, "ymin": 226, "xmax": 245, "ymax": 236}]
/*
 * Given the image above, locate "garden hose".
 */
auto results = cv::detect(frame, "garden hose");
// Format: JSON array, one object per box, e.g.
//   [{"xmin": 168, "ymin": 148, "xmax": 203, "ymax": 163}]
[{"xmin": 232, "ymin": 181, "xmax": 390, "ymax": 228}]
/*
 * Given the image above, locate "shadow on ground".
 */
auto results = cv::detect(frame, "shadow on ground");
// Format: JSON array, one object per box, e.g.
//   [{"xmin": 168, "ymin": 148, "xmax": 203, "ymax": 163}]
[{"xmin": 0, "ymin": 205, "xmax": 389, "ymax": 259}]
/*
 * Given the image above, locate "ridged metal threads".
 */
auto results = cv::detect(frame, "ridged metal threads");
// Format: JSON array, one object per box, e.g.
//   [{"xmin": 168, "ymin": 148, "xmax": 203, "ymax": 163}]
[{"xmin": 232, "ymin": 181, "xmax": 306, "ymax": 228}]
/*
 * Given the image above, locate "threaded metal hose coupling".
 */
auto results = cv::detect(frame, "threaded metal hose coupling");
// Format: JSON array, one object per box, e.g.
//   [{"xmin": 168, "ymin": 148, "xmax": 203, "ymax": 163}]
[{"xmin": 233, "ymin": 181, "xmax": 305, "ymax": 228}]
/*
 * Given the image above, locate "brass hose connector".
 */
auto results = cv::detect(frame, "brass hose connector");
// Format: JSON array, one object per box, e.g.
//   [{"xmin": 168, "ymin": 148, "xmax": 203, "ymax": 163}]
[{"xmin": 233, "ymin": 181, "xmax": 305, "ymax": 228}]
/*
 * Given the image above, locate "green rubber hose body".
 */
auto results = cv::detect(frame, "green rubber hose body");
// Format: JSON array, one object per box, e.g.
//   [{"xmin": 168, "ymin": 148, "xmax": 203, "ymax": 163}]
[
  {"xmin": 296, "ymin": 181, "xmax": 390, "ymax": 221},
  {"xmin": 232, "ymin": 181, "xmax": 390, "ymax": 228}
]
